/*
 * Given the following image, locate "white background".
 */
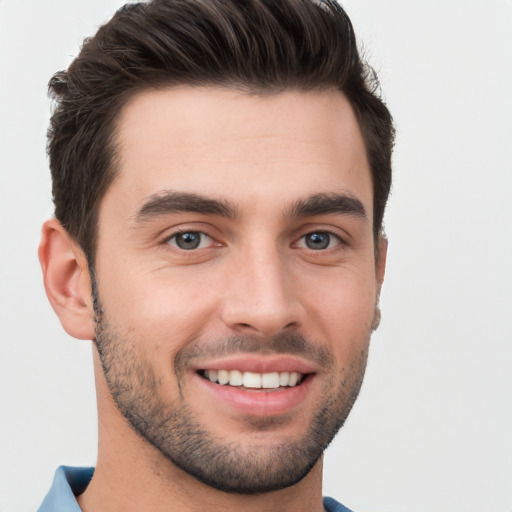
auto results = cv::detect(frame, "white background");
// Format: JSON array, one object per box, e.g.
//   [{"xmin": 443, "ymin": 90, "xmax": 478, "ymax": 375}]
[{"xmin": 1, "ymin": 1, "xmax": 511, "ymax": 511}]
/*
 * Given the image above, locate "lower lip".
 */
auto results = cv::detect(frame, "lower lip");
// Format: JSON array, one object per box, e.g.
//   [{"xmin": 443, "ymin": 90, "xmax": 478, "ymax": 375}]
[{"xmin": 195, "ymin": 373, "xmax": 314, "ymax": 417}]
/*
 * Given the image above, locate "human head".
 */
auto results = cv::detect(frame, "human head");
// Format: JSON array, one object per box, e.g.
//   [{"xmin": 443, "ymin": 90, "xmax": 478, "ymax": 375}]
[
  {"xmin": 47, "ymin": 0, "xmax": 394, "ymax": 267},
  {"xmin": 41, "ymin": 1, "xmax": 394, "ymax": 496}
]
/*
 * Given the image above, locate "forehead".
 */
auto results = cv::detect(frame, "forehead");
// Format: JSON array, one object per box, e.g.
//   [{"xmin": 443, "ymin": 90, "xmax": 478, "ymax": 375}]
[{"xmin": 106, "ymin": 87, "xmax": 372, "ymax": 218}]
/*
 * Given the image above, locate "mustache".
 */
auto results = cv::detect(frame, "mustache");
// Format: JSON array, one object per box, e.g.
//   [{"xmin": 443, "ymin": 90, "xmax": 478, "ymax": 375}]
[{"xmin": 174, "ymin": 333, "xmax": 333, "ymax": 371}]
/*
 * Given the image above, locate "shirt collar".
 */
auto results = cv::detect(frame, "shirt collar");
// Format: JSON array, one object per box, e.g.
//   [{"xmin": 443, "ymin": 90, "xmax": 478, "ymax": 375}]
[
  {"xmin": 37, "ymin": 466, "xmax": 352, "ymax": 512},
  {"xmin": 37, "ymin": 466, "xmax": 94, "ymax": 512}
]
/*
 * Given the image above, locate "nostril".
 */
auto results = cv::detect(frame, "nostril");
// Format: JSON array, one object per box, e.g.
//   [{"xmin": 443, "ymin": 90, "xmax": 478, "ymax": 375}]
[
  {"xmin": 233, "ymin": 322, "xmax": 261, "ymax": 334},
  {"xmin": 222, "ymin": 298, "xmax": 306, "ymax": 338}
]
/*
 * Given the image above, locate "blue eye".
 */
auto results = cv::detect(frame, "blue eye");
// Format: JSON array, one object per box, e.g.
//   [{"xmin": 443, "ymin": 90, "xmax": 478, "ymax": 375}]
[
  {"xmin": 167, "ymin": 231, "xmax": 211, "ymax": 250},
  {"xmin": 300, "ymin": 232, "xmax": 340, "ymax": 250}
]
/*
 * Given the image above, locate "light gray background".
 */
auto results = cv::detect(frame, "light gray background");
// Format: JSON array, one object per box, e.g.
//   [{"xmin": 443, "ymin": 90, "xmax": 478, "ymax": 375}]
[{"xmin": 1, "ymin": 1, "xmax": 511, "ymax": 511}]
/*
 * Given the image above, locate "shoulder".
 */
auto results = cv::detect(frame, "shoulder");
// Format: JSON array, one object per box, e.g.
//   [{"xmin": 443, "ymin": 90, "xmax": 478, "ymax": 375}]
[{"xmin": 323, "ymin": 496, "xmax": 356, "ymax": 512}]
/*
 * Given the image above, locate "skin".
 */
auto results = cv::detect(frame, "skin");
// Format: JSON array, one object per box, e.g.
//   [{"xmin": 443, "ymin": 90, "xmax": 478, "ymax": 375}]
[{"xmin": 39, "ymin": 87, "xmax": 387, "ymax": 512}]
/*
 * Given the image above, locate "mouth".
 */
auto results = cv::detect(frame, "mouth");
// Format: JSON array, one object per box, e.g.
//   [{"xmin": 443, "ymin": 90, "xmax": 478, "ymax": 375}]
[
  {"xmin": 198, "ymin": 369, "xmax": 306, "ymax": 390},
  {"xmin": 190, "ymin": 355, "xmax": 318, "ymax": 416}
]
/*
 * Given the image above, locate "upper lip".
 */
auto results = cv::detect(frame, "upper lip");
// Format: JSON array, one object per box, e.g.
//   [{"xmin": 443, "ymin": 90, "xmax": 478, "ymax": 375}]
[{"xmin": 190, "ymin": 354, "xmax": 319, "ymax": 375}]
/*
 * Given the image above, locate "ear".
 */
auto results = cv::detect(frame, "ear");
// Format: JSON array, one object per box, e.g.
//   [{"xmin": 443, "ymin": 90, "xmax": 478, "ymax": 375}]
[
  {"xmin": 38, "ymin": 218, "xmax": 95, "ymax": 340},
  {"xmin": 375, "ymin": 235, "xmax": 388, "ymax": 292},
  {"xmin": 372, "ymin": 235, "xmax": 388, "ymax": 331}
]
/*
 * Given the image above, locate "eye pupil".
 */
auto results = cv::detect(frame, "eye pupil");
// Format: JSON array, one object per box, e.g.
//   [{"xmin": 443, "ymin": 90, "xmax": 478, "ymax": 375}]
[
  {"xmin": 305, "ymin": 232, "xmax": 330, "ymax": 250},
  {"xmin": 176, "ymin": 232, "xmax": 201, "ymax": 250}
]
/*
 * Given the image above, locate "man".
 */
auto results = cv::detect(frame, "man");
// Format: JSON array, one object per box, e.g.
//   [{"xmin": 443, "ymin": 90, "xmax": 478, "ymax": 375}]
[{"xmin": 37, "ymin": 0, "xmax": 394, "ymax": 511}]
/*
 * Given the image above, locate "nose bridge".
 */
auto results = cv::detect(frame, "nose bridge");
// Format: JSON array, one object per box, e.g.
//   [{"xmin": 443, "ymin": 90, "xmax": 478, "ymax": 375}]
[{"xmin": 221, "ymin": 236, "xmax": 304, "ymax": 336}]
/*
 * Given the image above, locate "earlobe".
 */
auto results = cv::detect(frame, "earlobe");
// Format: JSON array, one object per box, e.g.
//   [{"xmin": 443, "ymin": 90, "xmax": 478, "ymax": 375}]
[{"xmin": 38, "ymin": 218, "xmax": 95, "ymax": 340}]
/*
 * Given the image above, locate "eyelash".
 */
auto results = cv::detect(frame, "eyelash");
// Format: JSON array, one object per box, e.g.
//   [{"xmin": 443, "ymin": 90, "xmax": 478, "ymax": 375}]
[
  {"xmin": 161, "ymin": 229, "xmax": 345, "ymax": 252},
  {"xmin": 294, "ymin": 231, "xmax": 344, "ymax": 251},
  {"xmin": 163, "ymin": 230, "xmax": 216, "ymax": 251}
]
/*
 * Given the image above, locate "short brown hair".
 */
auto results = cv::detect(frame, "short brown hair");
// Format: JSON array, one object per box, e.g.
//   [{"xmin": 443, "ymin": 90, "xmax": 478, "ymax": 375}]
[{"xmin": 48, "ymin": 0, "xmax": 394, "ymax": 264}]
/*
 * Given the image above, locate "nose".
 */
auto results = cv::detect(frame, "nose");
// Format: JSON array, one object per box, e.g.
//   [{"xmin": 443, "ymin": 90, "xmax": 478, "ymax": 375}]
[{"xmin": 220, "ymin": 245, "xmax": 306, "ymax": 337}]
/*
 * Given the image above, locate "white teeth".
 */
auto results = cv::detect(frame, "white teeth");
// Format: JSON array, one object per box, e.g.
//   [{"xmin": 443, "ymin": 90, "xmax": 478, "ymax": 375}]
[
  {"xmin": 229, "ymin": 369, "xmax": 243, "ymax": 386},
  {"xmin": 203, "ymin": 369, "xmax": 304, "ymax": 389},
  {"xmin": 279, "ymin": 372, "xmax": 290, "ymax": 386},
  {"xmin": 261, "ymin": 372, "xmax": 280, "ymax": 389},
  {"xmin": 243, "ymin": 372, "xmax": 262, "ymax": 388},
  {"xmin": 217, "ymin": 369, "xmax": 229, "ymax": 385}
]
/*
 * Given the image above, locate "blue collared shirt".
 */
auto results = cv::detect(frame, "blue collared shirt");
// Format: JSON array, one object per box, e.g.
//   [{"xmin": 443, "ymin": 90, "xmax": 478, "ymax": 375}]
[
  {"xmin": 38, "ymin": 466, "xmax": 94, "ymax": 512},
  {"xmin": 38, "ymin": 466, "xmax": 354, "ymax": 512}
]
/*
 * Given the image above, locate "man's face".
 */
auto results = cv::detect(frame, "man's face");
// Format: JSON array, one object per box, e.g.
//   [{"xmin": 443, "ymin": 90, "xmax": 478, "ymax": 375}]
[{"xmin": 92, "ymin": 87, "xmax": 384, "ymax": 493}]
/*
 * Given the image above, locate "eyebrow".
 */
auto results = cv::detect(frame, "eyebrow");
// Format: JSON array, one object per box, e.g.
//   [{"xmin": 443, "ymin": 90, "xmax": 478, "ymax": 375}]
[
  {"xmin": 133, "ymin": 190, "xmax": 366, "ymax": 225},
  {"xmin": 134, "ymin": 191, "xmax": 238, "ymax": 223},
  {"xmin": 287, "ymin": 192, "xmax": 367, "ymax": 221}
]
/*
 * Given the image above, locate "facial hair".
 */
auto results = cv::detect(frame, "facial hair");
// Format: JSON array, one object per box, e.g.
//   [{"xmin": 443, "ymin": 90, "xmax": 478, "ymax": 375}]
[{"xmin": 91, "ymin": 279, "xmax": 370, "ymax": 494}]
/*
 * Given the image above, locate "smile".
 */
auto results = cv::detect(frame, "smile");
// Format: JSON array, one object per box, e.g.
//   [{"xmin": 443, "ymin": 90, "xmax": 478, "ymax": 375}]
[
  {"xmin": 194, "ymin": 362, "xmax": 316, "ymax": 416},
  {"xmin": 201, "ymin": 369, "xmax": 305, "ymax": 389}
]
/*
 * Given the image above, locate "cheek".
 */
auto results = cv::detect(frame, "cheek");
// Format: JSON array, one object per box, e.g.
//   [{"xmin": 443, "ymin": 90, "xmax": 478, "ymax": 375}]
[
  {"xmin": 101, "ymin": 268, "xmax": 219, "ymax": 345},
  {"xmin": 302, "ymin": 266, "xmax": 377, "ymax": 349}
]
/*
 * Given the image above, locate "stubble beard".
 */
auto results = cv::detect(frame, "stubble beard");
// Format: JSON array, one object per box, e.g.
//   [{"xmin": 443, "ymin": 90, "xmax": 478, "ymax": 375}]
[{"xmin": 92, "ymin": 284, "xmax": 370, "ymax": 494}]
